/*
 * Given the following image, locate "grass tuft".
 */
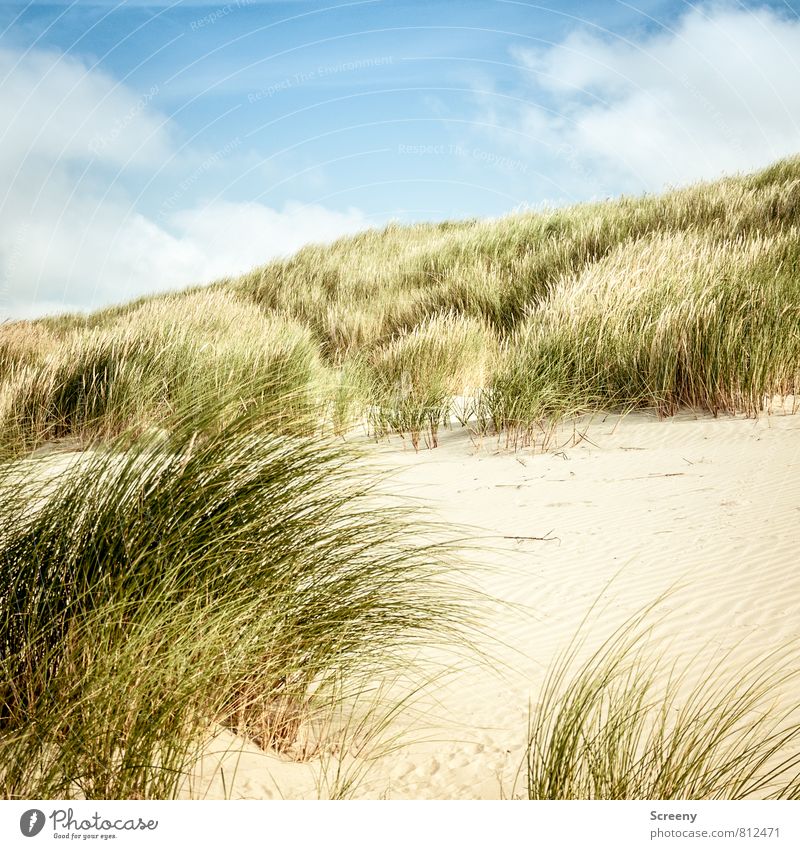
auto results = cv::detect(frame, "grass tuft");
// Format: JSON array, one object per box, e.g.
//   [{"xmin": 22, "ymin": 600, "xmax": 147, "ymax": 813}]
[
  {"xmin": 0, "ymin": 387, "xmax": 466, "ymax": 799},
  {"xmin": 361, "ymin": 313, "xmax": 497, "ymax": 449},
  {"xmin": 526, "ymin": 613, "xmax": 800, "ymax": 800}
]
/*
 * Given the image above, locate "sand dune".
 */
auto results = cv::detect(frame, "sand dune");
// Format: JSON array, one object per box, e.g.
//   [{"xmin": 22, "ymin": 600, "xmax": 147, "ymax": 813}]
[{"xmin": 186, "ymin": 407, "xmax": 800, "ymax": 799}]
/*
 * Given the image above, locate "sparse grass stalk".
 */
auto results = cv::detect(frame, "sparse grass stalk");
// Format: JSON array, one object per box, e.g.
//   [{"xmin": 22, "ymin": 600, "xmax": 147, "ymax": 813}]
[
  {"xmin": 526, "ymin": 615, "xmax": 800, "ymax": 800},
  {"xmin": 361, "ymin": 313, "xmax": 496, "ymax": 449}
]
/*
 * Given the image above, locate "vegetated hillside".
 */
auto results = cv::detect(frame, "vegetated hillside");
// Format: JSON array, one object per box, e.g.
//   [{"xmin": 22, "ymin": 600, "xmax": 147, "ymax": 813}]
[
  {"xmin": 2, "ymin": 159, "xmax": 800, "ymax": 802},
  {"xmin": 3, "ymin": 156, "xmax": 799, "ymax": 454}
]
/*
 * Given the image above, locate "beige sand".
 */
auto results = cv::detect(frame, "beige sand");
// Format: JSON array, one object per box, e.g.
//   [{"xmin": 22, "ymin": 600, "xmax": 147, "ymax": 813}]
[{"xmin": 184, "ymin": 407, "xmax": 800, "ymax": 799}]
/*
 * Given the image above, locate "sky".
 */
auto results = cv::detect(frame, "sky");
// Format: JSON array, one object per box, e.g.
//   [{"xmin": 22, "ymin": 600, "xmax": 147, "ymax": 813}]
[{"xmin": 2, "ymin": 0, "xmax": 800, "ymax": 318}]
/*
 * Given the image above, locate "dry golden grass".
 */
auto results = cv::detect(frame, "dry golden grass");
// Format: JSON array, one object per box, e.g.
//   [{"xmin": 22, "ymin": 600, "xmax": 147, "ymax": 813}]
[{"xmin": 5, "ymin": 155, "xmax": 800, "ymax": 450}]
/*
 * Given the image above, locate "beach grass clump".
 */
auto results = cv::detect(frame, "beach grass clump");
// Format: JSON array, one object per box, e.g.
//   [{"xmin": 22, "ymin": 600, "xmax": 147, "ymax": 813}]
[
  {"xmin": 526, "ymin": 619, "xmax": 800, "ymax": 800},
  {"xmin": 0, "ymin": 328, "xmax": 178, "ymax": 453},
  {"xmin": 129, "ymin": 291, "xmax": 329, "ymax": 426},
  {"xmin": 6, "ymin": 155, "xmax": 800, "ymax": 446},
  {"xmin": 0, "ymin": 392, "xmax": 464, "ymax": 799},
  {"xmin": 0, "ymin": 291, "xmax": 330, "ymax": 456},
  {"xmin": 485, "ymin": 229, "xmax": 800, "ymax": 439},
  {"xmin": 361, "ymin": 313, "xmax": 497, "ymax": 449},
  {"xmin": 231, "ymin": 159, "xmax": 800, "ymax": 360}
]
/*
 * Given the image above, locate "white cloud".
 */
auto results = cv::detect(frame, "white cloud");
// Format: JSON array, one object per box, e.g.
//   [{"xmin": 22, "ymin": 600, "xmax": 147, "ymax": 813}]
[
  {"xmin": 166, "ymin": 200, "xmax": 371, "ymax": 281},
  {"xmin": 2, "ymin": 189, "xmax": 370, "ymax": 316},
  {"xmin": 0, "ymin": 48, "xmax": 371, "ymax": 320},
  {"xmin": 0, "ymin": 47, "xmax": 171, "ymax": 169},
  {"xmin": 505, "ymin": 3, "xmax": 800, "ymax": 193}
]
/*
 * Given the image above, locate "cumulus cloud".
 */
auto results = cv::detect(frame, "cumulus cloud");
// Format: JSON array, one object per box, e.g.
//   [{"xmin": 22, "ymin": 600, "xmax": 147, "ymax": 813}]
[
  {"xmin": 0, "ymin": 48, "xmax": 371, "ymax": 319},
  {"xmin": 3, "ymin": 187, "xmax": 370, "ymax": 318},
  {"xmin": 505, "ymin": 3, "xmax": 800, "ymax": 194},
  {"xmin": 0, "ymin": 47, "xmax": 171, "ymax": 170}
]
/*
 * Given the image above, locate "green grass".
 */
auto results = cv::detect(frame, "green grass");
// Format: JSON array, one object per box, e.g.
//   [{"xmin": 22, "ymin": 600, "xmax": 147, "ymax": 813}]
[
  {"xmin": 485, "ymin": 229, "xmax": 800, "ymax": 443},
  {"xmin": 5, "ymin": 155, "xmax": 798, "ymax": 451},
  {"xmin": 0, "ymin": 291, "xmax": 330, "ymax": 457},
  {"xmin": 525, "ymin": 612, "xmax": 800, "ymax": 800},
  {"xmin": 361, "ymin": 312, "xmax": 497, "ymax": 449},
  {"xmin": 0, "ymin": 388, "xmax": 466, "ymax": 799}
]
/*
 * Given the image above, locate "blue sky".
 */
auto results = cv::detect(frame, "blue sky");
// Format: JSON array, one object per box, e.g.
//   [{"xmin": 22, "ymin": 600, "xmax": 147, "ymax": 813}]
[{"xmin": 2, "ymin": 0, "xmax": 800, "ymax": 317}]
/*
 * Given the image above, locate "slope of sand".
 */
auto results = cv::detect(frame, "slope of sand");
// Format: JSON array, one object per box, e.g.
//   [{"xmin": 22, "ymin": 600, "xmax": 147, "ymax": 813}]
[{"xmin": 186, "ymin": 407, "xmax": 800, "ymax": 799}]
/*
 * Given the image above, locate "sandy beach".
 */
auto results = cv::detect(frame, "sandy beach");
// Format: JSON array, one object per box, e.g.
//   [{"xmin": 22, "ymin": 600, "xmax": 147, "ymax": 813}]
[
  {"xmin": 186, "ymin": 406, "xmax": 800, "ymax": 799},
  {"xmin": 5, "ymin": 2, "xmax": 800, "ymax": 827}
]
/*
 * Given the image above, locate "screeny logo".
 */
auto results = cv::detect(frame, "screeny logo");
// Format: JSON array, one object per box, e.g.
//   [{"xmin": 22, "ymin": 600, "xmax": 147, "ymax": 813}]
[{"xmin": 19, "ymin": 809, "xmax": 46, "ymax": 837}]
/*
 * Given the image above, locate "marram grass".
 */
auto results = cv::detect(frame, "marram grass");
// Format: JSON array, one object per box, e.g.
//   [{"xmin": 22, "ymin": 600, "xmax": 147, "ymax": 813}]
[
  {"xmin": 486, "ymin": 229, "xmax": 800, "ymax": 443},
  {"xmin": 7, "ymin": 156, "xmax": 799, "ymax": 449},
  {"xmin": 0, "ymin": 388, "xmax": 467, "ymax": 799},
  {"xmin": 0, "ymin": 290, "xmax": 330, "ymax": 456},
  {"xmin": 362, "ymin": 312, "xmax": 497, "ymax": 449},
  {"xmin": 3, "ymin": 156, "xmax": 799, "ymax": 449},
  {"xmin": 525, "ymin": 613, "xmax": 800, "ymax": 800}
]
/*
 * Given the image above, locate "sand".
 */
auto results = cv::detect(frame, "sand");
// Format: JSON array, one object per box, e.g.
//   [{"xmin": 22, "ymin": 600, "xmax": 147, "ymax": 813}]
[{"xmin": 184, "ymin": 406, "xmax": 800, "ymax": 799}]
